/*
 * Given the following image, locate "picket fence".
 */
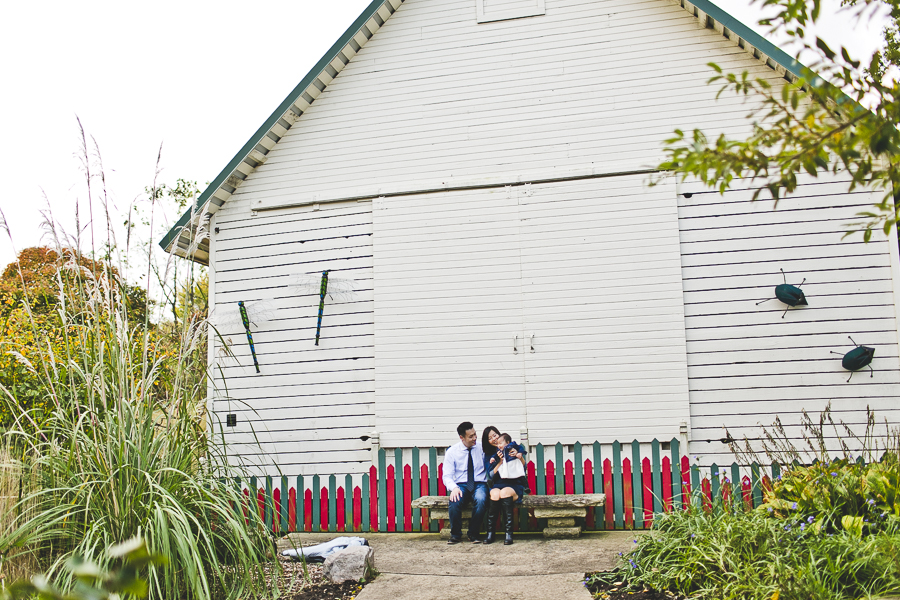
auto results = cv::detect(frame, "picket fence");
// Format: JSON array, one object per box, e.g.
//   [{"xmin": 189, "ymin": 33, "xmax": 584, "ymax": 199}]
[{"xmin": 237, "ymin": 438, "xmax": 783, "ymax": 534}]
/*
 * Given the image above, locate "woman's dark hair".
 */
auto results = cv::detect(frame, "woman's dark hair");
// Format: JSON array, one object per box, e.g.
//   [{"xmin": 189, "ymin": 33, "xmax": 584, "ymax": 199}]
[{"xmin": 482, "ymin": 425, "xmax": 500, "ymax": 455}]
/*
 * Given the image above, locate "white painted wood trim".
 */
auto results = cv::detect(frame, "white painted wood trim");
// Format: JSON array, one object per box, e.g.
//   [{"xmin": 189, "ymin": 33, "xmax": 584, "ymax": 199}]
[
  {"xmin": 477, "ymin": 0, "xmax": 545, "ymax": 23},
  {"xmin": 206, "ymin": 212, "xmax": 217, "ymax": 429},
  {"xmin": 887, "ymin": 222, "xmax": 900, "ymax": 361},
  {"xmin": 250, "ymin": 167, "xmax": 659, "ymax": 212}
]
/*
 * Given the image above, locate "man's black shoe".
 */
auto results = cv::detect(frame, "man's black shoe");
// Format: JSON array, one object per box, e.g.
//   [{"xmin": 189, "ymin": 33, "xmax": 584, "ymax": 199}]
[
  {"xmin": 467, "ymin": 535, "xmax": 482, "ymax": 544},
  {"xmin": 447, "ymin": 537, "xmax": 462, "ymax": 545}
]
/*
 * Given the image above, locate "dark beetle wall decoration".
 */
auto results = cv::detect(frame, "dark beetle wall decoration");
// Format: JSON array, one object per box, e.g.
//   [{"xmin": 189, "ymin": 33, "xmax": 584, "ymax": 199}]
[
  {"xmin": 831, "ymin": 336, "xmax": 875, "ymax": 382},
  {"xmin": 756, "ymin": 268, "xmax": 808, "ymax": 318}
]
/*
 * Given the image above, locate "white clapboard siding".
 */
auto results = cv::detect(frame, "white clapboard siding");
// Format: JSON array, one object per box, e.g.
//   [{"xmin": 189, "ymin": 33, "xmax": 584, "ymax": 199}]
[
  {"xmin": 209, "ymin": 201, "xmax": 375, "ymax": 477},
  {"xmin": 220, "ymin": 0, "xmax": 790, "ymax": 220},
  {"xmin": 678, "ymin": 174, "xmax": 900, "ymax": 465}
]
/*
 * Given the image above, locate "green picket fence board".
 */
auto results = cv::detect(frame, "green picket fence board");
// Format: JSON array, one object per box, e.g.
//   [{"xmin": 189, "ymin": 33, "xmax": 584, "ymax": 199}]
[
  {"xmin": 394, "ymin": 449, "xmax": 404, "ymax": 532},
  {"xmin": 312, "ymin": 475, "xmax": 321, "ymax": 533},
  {"xmin": 412, "ymin": 447, "xmax": 421, "ymax": 532},
  {"xmin": 378, "ymin": 449, "xmax": 387, "ymax": 532},
  {"xmin": 690, "ymin": 463, "xmax": 701, "ymax": 507},
  {"xmin": 555, "ymin": 443, "xmax": 564, "ymax": 495},
  {"xmin": 574, "ymin": 443, "xmax": 584, "ymax": 495},
  {"xmin": 631, "ymin": 440, "xmax": 643, "ymax": 529},
  {"xmin": 329, "ymin": 475, "xmax": 337, "ymax": 532},
  {"xmin": 612, "ymin": 441, "xmax": 623, "ymax": 529},
  {"xmin": 266, "ymin": 477, "xmax": 273, "ymax": 531},
  {"xmin": 345, "ymin": 474, "xmax": 353, "ymax": 532},
  {"xmin": 362, "ymin": 473, "xmax": 370, "ymax": 532},
  {"xmin": 296, "ymin": 475, "xmax": 305, "ymax": 532},
  {"xmin": 751, "ymin": 463, "xmax": 762, "ymax": 508},
  {"xmin": 731, "ymin": 463, "xmax": 741, "ymax": 506},
  {"xmin": 593, "ymin": 442, "xmax": 603, "ymax": 530},
  {"xmin": 670, "ymin": 439, "xmax": 681, "ymax": 509},
  {"xmin": 651, "ymin": 439, "xmax": 662, "ymax": 514},
  {"xmin": 428, "ymin": 448, "xmax": 438, "ymax": 532},
  {"xmin": 771, "ymin": 462, "xmax": 781, "ymax": 482},
  {"xmin": 536, "ymin": 444, "xmax": 546, "ymax": 495},
  {"xmin": 233, "ymin": 477, "xmax": 243, "ymax": 520},
  {"xmin": 710, "ymin": 463, "xmax": 720, "ymax": 505},
  {"xmin": 281, "ymin": 476, "xmax": 289, "ymax": 533}
]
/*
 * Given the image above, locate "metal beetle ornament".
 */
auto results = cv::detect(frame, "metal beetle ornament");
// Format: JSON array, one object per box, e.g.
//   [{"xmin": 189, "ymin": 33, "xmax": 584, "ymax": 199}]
[
  {"xmin": 830, "ymin": 336, "xmax": 875, "ymax": 382},
  {"xmin": 756, "ymin": 268, "xmax": 808, "ymax": 318}
]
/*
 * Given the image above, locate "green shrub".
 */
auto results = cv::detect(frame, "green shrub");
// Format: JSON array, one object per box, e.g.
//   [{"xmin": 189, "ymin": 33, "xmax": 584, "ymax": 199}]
[{"xmin": 601, "ymin": 500, "xmax": 900, "ymax": 600}]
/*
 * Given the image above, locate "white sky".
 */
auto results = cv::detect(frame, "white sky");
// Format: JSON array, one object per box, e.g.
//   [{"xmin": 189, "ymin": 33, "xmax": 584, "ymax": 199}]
[{"xmin": 0, "ymin": 0, "xmax": 889, "ymax": 273}]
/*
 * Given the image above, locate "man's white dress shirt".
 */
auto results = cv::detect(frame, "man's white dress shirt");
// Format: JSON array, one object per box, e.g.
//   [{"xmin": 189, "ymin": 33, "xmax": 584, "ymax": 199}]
[{"xmin": 442, "ymin": 441, "xmax": 487, "ymax": 492}]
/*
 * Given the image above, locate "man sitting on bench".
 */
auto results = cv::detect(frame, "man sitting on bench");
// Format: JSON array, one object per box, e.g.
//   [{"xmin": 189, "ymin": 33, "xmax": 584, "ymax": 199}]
[{"xmin": 443, "ymin": 421, "xmax": 489, "ymax": 544}]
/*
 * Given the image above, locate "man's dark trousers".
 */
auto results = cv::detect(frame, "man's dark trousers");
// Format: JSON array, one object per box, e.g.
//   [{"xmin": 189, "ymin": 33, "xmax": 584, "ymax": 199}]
[{"xmin": 448, "ymin": 482, "xmax": 489, "ymax": 540}]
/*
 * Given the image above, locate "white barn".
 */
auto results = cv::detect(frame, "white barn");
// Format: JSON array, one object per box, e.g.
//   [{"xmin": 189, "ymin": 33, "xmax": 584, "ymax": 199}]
[{"xmin": 162, "ymin": 0, "xmax": 900, "ymax": 478}]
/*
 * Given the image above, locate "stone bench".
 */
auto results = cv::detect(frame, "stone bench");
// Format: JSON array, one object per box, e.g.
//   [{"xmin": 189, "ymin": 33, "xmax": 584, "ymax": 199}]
[{"xmin": 410, "ymin": 494, "xmax": 606, "ymax": 539}]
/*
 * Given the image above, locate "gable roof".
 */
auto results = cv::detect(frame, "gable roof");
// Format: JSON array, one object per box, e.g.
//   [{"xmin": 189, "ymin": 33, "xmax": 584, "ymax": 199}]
[{"xmin": 160, "ymin": 0, "xmax": 809, "ymax": 265}]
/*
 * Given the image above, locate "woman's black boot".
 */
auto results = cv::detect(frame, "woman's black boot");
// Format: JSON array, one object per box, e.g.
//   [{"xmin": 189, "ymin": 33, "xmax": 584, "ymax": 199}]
[
  {"xmin": 502, "ymin": 497, "xmax": 515, "ymax": 545},
  {"xmin": 484, "ymin": 499, "xmax": 499, "ymax": 544}
]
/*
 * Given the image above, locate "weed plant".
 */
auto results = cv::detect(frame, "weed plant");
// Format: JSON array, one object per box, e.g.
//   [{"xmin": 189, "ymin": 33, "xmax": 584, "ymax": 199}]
[{"xmin": 0, "ymin": 130, "xmax": 275, "ymax": 599}]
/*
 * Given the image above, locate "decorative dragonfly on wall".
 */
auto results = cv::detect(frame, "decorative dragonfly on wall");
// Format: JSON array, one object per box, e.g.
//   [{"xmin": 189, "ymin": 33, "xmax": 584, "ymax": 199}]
[
  {"xmin": 210, "ymin": 300, "xmax": 276, "ymax": 373},
  {"xmin": 291, "ymin": 270, "xmax": 356, "ymax": 345}
]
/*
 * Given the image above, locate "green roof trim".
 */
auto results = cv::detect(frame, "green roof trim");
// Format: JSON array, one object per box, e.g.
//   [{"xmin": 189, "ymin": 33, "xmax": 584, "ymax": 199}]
[
  {"xmin": 159, "ymin": 0, "xmax": 819, "ymax": 258},
  {"xmin": 159, "ymin": 0, "xmax": 393, "ymax": 253},
  {"xmin": 689, "ymin": 0, "xmax": 808, "ymax": 81}
]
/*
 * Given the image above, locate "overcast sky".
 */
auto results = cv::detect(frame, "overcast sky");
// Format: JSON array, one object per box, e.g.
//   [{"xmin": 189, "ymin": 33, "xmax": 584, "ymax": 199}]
[{"xmin": 0, "ymin": 0, "xmax": 889, "ymax": 272}]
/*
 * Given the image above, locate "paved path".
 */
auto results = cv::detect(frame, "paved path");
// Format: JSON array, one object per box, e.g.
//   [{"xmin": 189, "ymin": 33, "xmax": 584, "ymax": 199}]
[{"xmin": 279, "ymin": 531, "xmax": 639, "ymax": 600}]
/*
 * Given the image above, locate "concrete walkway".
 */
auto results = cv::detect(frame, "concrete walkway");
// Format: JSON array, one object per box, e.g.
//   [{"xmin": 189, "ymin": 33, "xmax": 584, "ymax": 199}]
[{"xmin": 279, "ymin": 531, "xmax": 639, "ymax": 600}]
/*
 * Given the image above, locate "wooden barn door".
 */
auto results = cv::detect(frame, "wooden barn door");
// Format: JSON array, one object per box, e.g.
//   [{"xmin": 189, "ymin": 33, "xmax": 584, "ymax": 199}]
[
  {"xmin": 517, "ymin": 175, "xmax": 692, "ymax": 444},
  {"xmin": 372, "ymin": 186, "xmax": 528, "ymax": 448}
]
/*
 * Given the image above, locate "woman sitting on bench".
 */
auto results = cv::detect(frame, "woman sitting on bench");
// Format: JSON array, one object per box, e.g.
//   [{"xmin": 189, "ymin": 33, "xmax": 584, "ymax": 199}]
[{"xmin": 483, "ymin": 431, "xmax": 527, "ymax": 545}]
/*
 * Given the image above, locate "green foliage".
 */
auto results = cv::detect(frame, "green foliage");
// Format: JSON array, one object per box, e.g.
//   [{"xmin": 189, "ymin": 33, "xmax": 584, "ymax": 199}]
[
  {"xmin": 656, "ymin": 0, "xmax": 900, "ymax": 240},
  {"xmin": 598, "ymin": 498, "xmax": 900, "ymax": 600},
  {"xmin": 3, "ymin": 538, "xmax": 166, "ymax": 600},
  {"xmin": 764, "ymin": 457, "xmax": 900, "ymax": 534}
]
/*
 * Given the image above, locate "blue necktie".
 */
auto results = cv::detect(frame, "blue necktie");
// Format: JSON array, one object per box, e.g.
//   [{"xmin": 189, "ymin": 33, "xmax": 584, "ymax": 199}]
[{"xmin": 466, "ymin": 447, "xmax": 475, "ymax": 492}]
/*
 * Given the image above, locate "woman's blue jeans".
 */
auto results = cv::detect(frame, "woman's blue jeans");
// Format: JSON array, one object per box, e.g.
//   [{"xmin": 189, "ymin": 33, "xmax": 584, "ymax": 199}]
[{"xmin": 448, "ymin": 482, "xmax": 488, "ymax": 540}]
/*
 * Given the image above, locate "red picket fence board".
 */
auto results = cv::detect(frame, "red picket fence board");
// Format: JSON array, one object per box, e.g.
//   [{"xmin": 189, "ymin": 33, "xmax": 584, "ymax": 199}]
[
  {"xmin": 273, "ymin": 488, "xmax": 282, "ymax": 533},
  {"xmin": 437, "ymin": 463, "xmax": 446, "ymax": 531},
  {"xmin": 353, "ymin": 486, "xmax": 362, "ymax": 532},
  {"xmin": 623, "ymin": 458, "xmax": 634, "ymax": 529},
  {"xmin": 527, "ymin": 461, "xmax": 537, "ymax": 499},
  {"xmin": 641, "ymin": 457, "xmax": 653, "ymax": 527},
  {"xmin": 741, "ymin": 476, "xmax": 752, "ymax": 510},
  {"xmin": 701, "ymin": 478, "xmax": 712, "ymax": 512},
  {"xmin": 603, "ymin": 458, "xmax": 614, "ymax": 529},
  {"xmin": 526, "ymin": 461, "xmax": 538, "ymax": 529},
  {"xmin": 337, "ymin": 487, "xmax": 346, "ymax": 533},
  {"xmin": 661, "ymin": 457, "xmax": 673, "ymax": 512},
  {"xmin": 565, "ymin": 460, "xmax": 574, "ymax": 495},
  {"xmin": 546, "ymin": 461, "xmax": 556, "ymax": 495},
  {"xmin": 584, "ymin": 459, "xmax": 595, "ymax": 529},
  {"xmin": 320, "ymin": 488, "xmax": 329, "ymax": 531},
  {"xmin": 680, "ymin": 456, "xmax": 691, "ymax": 502},
  {"xmin": 255, "ymin": 488, "xmax": 263, "ymax": 523},
  {"xmin": 723, "ymin": 481, "xmax": 732, "ymax": 506},
  {"xmin": 403, "ymin": 465, "xmax": 413, "ymax": 532},
  {"xmin": 762, "ymin": 475, "xmax": 773, "ymax": 497},
  {"xmin": 386, "ymin": 465, "xmax": 396, "ymax": 532},
  {"xmin": 420, "ymin": 465, "xmax": 429, "ymax": 531},
  {"xmin": 304, "ymin": 489, "xmax": 313, "ymax": 532},
  {"xmin": 369, "ymin": 466, "xmax": 378, "ymax": 532},
  {"xmin": 288, "ymin": 488, "xmax": 297, "ymax": 532}
]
